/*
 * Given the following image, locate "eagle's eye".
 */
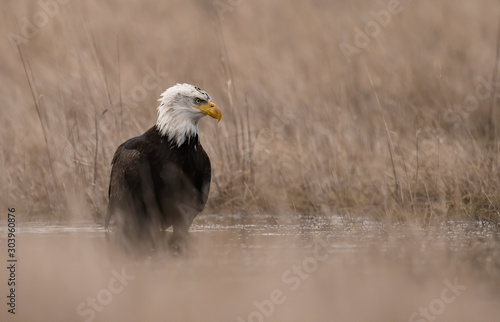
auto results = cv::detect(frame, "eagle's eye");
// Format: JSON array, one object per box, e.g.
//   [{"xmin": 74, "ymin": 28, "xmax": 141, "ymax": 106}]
[{"xmin": 194, "ymin": 98, "xmax": 203, "ymax": 105}]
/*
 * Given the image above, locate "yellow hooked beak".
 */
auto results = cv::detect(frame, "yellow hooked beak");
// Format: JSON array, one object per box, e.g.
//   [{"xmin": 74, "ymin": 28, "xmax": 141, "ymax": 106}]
[{"xmin": 196, "ymin": 101, "xmax": 222, "ymax": 123}]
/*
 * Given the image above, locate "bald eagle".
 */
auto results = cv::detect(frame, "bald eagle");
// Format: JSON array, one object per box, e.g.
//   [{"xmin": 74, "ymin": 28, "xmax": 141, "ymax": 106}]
[{"xmin": 105, "ymin": 83, "xmax": 221, "ymax": 251}]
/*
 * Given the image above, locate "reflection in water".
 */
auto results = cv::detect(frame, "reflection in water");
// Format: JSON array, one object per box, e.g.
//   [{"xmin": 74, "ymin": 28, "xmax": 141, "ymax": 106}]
[{"xmin": 1, "ymin": 214, "xmax": 499, "ymax": 322}]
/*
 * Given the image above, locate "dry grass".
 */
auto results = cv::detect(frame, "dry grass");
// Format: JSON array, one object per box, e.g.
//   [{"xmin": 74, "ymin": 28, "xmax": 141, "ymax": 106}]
[{"xmin": 1, "ymin": 0, "xmax": 500, "ymax": 223}]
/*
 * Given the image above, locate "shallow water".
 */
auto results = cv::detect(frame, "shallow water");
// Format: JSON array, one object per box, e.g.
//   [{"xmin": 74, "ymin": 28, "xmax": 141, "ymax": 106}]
[{"xmin": 1, "ymin": 214, "xmax": 499, "ymax": 322}]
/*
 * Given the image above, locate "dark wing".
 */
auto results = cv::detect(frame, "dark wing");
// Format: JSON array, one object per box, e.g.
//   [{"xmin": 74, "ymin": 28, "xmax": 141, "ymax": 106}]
[
  {"xmin": 105, "ymin": 142, "xmax": 162, "ymax": 236},
  {"xmin": 184, "ymin": 144, "xmax": 212, "ymax": 226},
  {"xmin": 155, "ymin": 143, "xmax": 212, "ymax": 231},
  {"xmin": 196, "ymin": 146, "xmax": 212, "ymax": 212}
]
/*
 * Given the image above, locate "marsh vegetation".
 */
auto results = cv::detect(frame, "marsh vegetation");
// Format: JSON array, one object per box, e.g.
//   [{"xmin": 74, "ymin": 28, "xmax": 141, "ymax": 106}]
[
  {"xmin": 2, "ymin": 0, "xmax": 500, "ymax": 223},
  {"xmin": 1, "ymin": 0, "xmax": 500, "ymax": 321}
]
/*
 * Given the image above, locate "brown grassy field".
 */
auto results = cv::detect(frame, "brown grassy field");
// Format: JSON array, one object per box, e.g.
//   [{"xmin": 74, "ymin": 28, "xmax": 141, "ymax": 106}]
[
  {"xmin": 1, "ymin": 0, "xmax": 500, "ymax": 223},
  {"xmin": 1, "ymin": 2, "xmax": 500, "ymax": 321}
]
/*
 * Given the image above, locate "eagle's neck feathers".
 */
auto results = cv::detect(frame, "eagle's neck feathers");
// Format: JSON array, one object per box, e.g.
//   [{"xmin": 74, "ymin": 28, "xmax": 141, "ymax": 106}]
[{"xmin": 156, "ymin": 101, "xmax": 202, "ymax": 147}]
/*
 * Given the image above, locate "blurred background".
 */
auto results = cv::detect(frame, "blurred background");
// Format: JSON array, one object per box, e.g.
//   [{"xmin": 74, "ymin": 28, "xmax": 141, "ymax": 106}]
[
  {"xmin": 1, "ymin": 1, "xmax": 500, "ymax": 321},
  {"xmin": 1, "ymin": 0, "xmax": 500, "ymax": 223}
]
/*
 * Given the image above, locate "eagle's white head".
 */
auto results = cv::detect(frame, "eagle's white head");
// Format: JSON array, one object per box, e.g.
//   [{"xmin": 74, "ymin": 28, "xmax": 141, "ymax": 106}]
[{"xmin": 156, "ymin": 83, "xmax": 222, "ymax": 146}]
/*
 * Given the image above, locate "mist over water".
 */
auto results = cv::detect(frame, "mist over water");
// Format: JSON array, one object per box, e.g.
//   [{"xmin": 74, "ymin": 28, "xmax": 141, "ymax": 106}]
[{"xmin": 1, "ymin": 215, "xmax": 499, "ymax": 322}]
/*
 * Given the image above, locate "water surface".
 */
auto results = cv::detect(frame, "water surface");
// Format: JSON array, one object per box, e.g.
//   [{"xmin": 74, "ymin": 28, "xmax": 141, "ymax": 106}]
[{"xmin": 1, "ymin": 214, "xmax": 499, "ymax": 322}]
